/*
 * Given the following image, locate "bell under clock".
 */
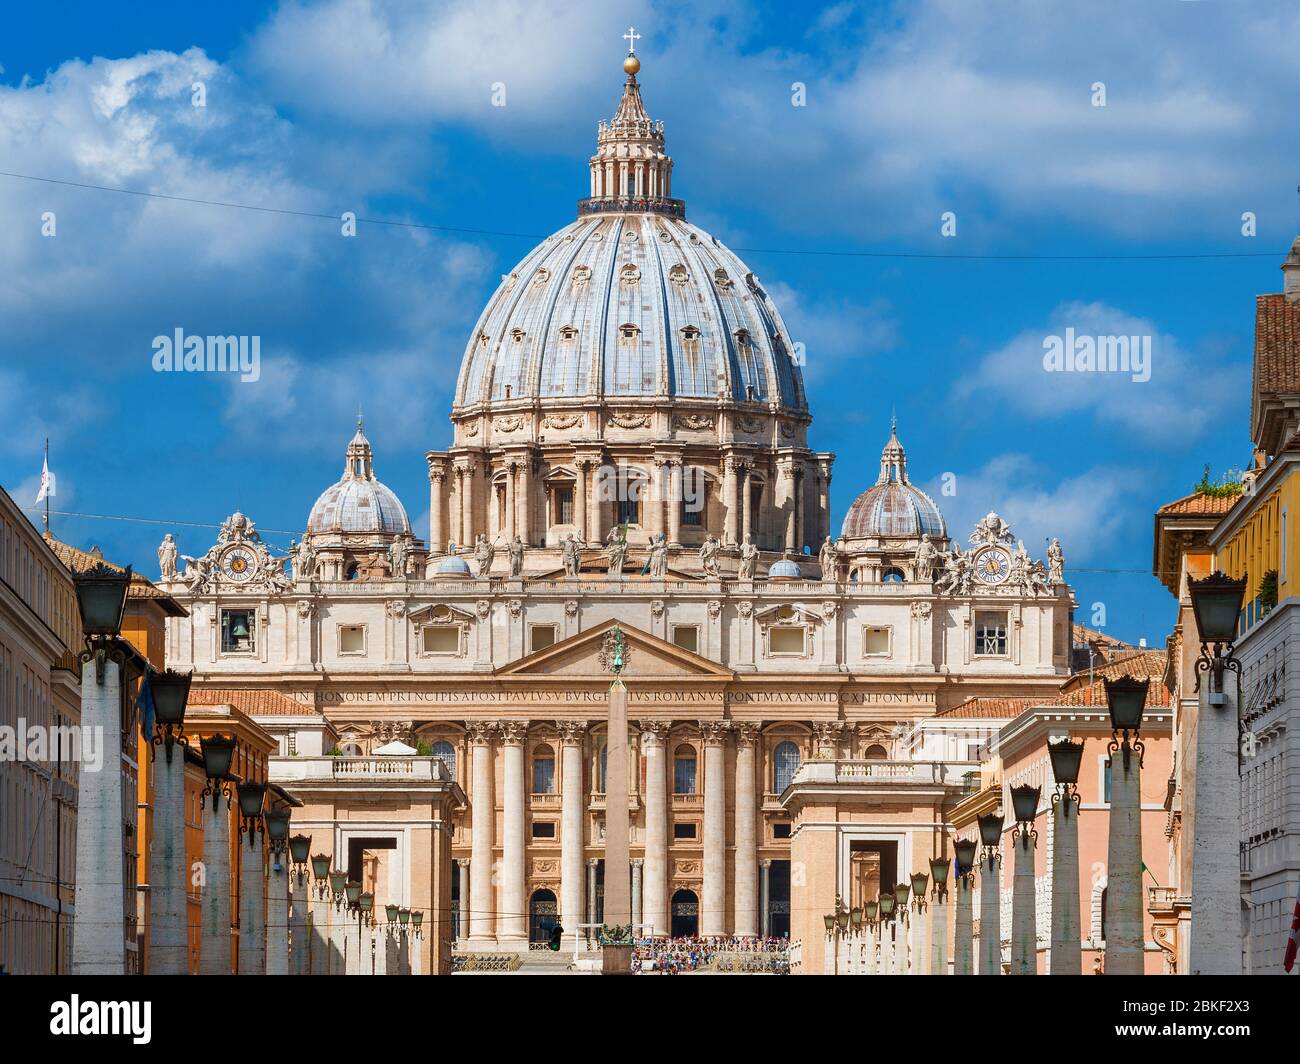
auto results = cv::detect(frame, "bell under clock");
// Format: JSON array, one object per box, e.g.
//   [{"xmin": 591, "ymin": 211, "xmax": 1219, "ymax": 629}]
[{"xmin": 972, "ymin": 544, "xmax": 1011, "ymax": 586}]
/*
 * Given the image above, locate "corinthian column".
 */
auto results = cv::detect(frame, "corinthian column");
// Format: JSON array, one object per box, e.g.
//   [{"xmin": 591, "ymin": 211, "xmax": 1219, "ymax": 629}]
[
  {"xmin": 428, "ymin": 459, "xmax": 446, "ymax": 553},
  {"xmin": 499, "ymin": 720, "xmax": 528, "ymax": 946},
  {"xmin": 556, "ymin": 720, "xmax": 587, "ymax": 937},
  {"xmin": 467, "ymin": 721, "xmax": 496, "ymax": 944},
  {"xmin": 700, "ymin": 720, "xmax": 732, "ymax": 936},
  {"xmin": 639, "ymin": 720, "xmax": 670, "ymax": 936},
  {"xmin": 722, "ymin": 457, "xmax": 738, "ymax": 546},
  {"xmin": 733, "ymin": 723, "xmax": 760, "ymax": 937},
  {"xmin": 573, "ymin": 461, "xmax": 587, "ymax": 545},
  {"xmin": 667, "ymin": 461, "xmax": 682, "ymax": 547}
]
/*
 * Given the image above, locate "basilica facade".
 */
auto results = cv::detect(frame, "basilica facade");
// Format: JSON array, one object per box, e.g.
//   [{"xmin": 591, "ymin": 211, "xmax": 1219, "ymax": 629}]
[{"xmin": 159, "ymin": 51, "xmax": 1075, "ymax": 961}]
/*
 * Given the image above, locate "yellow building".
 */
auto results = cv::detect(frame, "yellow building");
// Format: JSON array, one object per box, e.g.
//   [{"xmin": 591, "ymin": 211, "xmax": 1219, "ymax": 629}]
[{"xmin": 1204, "ymin": 235, "xmax": 1300, "ymax": 972}]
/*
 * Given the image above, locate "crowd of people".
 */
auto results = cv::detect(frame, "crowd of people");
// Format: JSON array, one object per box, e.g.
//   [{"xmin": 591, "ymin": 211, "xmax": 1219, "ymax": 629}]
[{"xmin": 631, "ymin": 935, "xmax": 789, "ymax": 975}]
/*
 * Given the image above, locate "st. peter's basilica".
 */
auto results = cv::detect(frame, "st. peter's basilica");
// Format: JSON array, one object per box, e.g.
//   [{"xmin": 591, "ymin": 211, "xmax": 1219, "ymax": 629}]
[{"xmin": 157, "ymin": 48, "xmax": 1074, "ymax": 972}]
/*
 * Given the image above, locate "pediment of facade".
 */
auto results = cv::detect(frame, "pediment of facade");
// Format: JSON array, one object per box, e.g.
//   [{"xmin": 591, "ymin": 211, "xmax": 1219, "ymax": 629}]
[{"xmin": 494, "ymin": 618, "xmax": 733, "ymax": 679}]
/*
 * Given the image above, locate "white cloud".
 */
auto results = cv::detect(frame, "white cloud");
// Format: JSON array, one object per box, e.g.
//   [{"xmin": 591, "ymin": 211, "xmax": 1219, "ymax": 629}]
[
  {"xmin": 926, "ymin": 453, "xmax": 1146, "ymax": 565},
  {"xmin": 953, "ymin": 300, "xmax": 1245, "ymax": 444}
]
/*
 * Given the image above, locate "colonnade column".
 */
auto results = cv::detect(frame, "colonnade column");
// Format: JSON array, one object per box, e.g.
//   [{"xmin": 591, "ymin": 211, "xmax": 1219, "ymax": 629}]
[
  {"xmin": 1051, "ymin": 785, "xmax": 1082, "ymax": 975},
  {"xmin": 722, "ymin": 457, "xmax": 738, "ymax": 545},
  {"xmin": 700, "ymin": 720, "xmax": 731, "ymax": 937},
  {"xmin": 199, "ymin": 788, "xmax": 232, "ymax": 975},
  {"xmin": 467, "ymin": 721, "xmax": 496, "ymax": 943},
  {"xmin": 954, "ymin": 872, "xmax": 974, "ymax": 976},
  {"xmin": 148, "ymin": 737, "xmax": 188, "ymax": 974},
  {"xmin": 237, "ymin": 808, "xmax": 266, "ymax": 975},
  {"xmin": 428, "ymin": 460, "xmax": 446, "ymax": 554},
  {"xmin": 631, "ymin": 860, "xmax": 644, "ymax": 932},
  {"xmin": 1105, "ymin": 729, "xmax": 1144, "ymax": 975},
  {"xmin": 639, "ymin": 721, "xmax": 670, "ymax": 936},
  {"xmin": 456, "ymin": 859, "xmax": 471, "ymax": 941},
  {"xmin": 733, "ymin": 723, "xmax": 760, "ymax": 938},
  {"xmin": 586, "ymin": 858, "xmax": 600, "ymax": 943},
  {"xmin": 760, "ymin": 860, "xmax": 772, "ymax": 938},
  {"xmin": 557, "ymin": 721, "xmax": 587, "ymax": 937},
  {"xmin": 930, "ymin": 882, "xmax": 948, "ymax": 975},
  {"xmin": 1011, "ymin": 805, "xmax": 1038, "ymax": 976},
  {"xmin": 667, "ymin": 461, "xmax": 682, "ymax": 546},
  {"xmin": 499, "ymin": 720, "xmax": 528, "ymax": 946},
  {"xmin": 979, "ymin": 845, "xmax": 1002, "ymax": 975}
]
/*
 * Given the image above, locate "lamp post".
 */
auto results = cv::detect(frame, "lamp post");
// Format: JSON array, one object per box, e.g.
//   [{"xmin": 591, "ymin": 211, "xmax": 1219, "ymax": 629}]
[
  {"xmin": 198, "ymin": 734, "xmax": 237, "ymax": 975},
  {"xmin": 329, "ymin": 871, "xmax": 349, "ymax": 975},
  {"xmin": 359, "ymin": 892, "xmax": 375, "ymax": 975},
  {"xmin": 397, "ymin": 906, "xmax": 412, "ymax": 976},
  {"xmin": 69, "ymin": 563, "xmax": 133, "ymax": 975},
  {"xmin": 264, "ymin": 808, "xmax": 291, "ymax": 976},
  {"xmin": 929, "ymin": 857, "xmax": 950, "ymax": 975},
  {"xmin": 288, "ymin": 834, "xmax": 311, "ymax": 975},
  {"xmin": 236, "ymin": 781, "xmax": 268, "ymax": 975},
  {"xmin": 977, "ymin": 813, "xmax": 1004, "ymax": 975},
  {"xmin": 1009, "ymin": 784, "xmax": 1041, "ymax": 975},
  {"xmin": 910, "ymin": 872, "xmax": 929, "ymax": 975},
  {"xmin": 146, "ymin": 668, "xmax": 192, "ymax": 975},
  {"xmin": 1104, "ymin": 675, "xmax": 1149, "ymax": 975},
  {"xmin": 1048, "ymin": 738, "xmax": 1084, "ymax": 974},
  {"xmin": 892, "ymin": 882, "xmax": 911, "ymax": 975},
  {"xmin": 345, "ymin": 880, "xmax": 363, "ymax": 976},
  {"xmin": 1187, "ymin": 571, "xmax": 1248, "ymax": 974},
  {"xmin": 878, "ymin": 891, "xmax": 897, "ymax": 974},
  {"xmin": 309, "ymin": 853, "xmax": 331, "ymax": 975},
  {"xmin": 864, "ymin": 899, "xmax": 879, "ymax": 975},
  {"xmin": 953, "ymin": 837, "xmax": 977, "ymax": 975},
  {"xmin": 823, "ymin": 896, "xmax": 849, "ymax": 975}
]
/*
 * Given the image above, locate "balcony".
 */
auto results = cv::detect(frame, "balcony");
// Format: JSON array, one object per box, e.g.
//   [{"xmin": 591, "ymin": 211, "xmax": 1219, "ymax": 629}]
[
  {"xmin": 530, "ymin": 792, "xmax": 562, "ymax": 810},
  {"xmin": 672, "ymin": 793, "xmax": 704, "ymax": 812},
  {"xmin": 789, "ymin": 759, "xmax": 956, "ymax": 788},
  {"xmin": 589, "ymin": 790, "xmax": 639, "ymax": 812},
  {"xmin": 271, "ymin": 755, "xmax": 454, "ymax": 784}
]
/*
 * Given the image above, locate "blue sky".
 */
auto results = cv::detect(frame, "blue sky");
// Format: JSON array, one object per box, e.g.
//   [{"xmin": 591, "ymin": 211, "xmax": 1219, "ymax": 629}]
[{"xmin": 2, "ymin": 0, "xmax": 1297, "ymax": 646}]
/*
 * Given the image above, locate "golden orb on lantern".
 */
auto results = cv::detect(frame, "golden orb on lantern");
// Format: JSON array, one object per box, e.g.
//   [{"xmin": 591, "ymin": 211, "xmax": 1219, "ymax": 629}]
[{"xmin": 623, "ymin": 54, "xmax": 641, "ymax": 75}]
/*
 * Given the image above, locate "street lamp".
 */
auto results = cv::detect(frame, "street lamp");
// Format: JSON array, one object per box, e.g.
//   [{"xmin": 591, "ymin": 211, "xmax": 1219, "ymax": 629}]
[
  {"xmin": 1105, "ymin": 676, "xmax": 1149, "ymax": 769},
  {"xmin": 237, "ymin": 781, "xmax": 268, "ymax": 844},
  {"xmin": 149, "ymin": 668, "xmax": 192, "ymax": 762},
  {"xmin": 199, "ymin": 735, "xmax": 237, "ymax": 804},
  {"xmin": 411, "ymin": 910, "xmax": 423, "ymax": 940},
  {"xmin": 978, "ymin": 812, "xmax": 1003, "ymax": 853},
  {"xmin": 910, "ymin": 872, "xmax": 929, "ymax": 911},
  {"xmin": 1188, "ymin": 571, "xmax": 1247, "ymax": 702},
  {"xmin": 288, "ymin": 835, "xmax": 311, "ymax": 878},
  {"xmin": 1010, "ymin": 785, "xmax": 1041, "ymax": 849},
  {"xmin": 265, "ymin": 808, "xmax": 291, "ymax": 867},
  {"xmin": 878, "ymin": 892, "xmax": 896, "ymax": 922},
  {"xmin": 954, "ymin": 838, "xmax": 978, "ymax": 879},
  {"xmin": 929, "ymin": 857, "xmax": 949, "ymax": 901},
  {"xmin": 893, "ymin": 882, "xmax": 911, "ymax": 913},
  {"xmin": 397, "ymin": 907, "xmax": 411, "ymax": 927},
  {"xmin": 73, "ymin": 563, "xmax": 133, "ymax": 677},
  {"xmin": 1048, "ymin": 738, "xmax": 1084, "ymax": 809}
]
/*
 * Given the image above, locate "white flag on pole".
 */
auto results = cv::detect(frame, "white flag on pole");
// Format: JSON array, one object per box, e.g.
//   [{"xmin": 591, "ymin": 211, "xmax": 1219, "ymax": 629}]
[{"xmin": 35, "ymin": 455, "xmax": 56, "ymax": 504}]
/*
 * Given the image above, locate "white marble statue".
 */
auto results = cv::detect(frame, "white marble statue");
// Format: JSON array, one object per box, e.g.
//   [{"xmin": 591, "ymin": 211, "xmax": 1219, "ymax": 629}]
[
  {"xmin": 738, "ymin": 535, "xmax": 759, "ymax": 580},
  {"xmin": 605, "ymin": 525, "xmax": 628, "ymax": 577},
  {"xmin": 818, "ymin": 536, "xmax": 839, "ymax": 581},
  {"xmin": 561, "ymin": 534, "xmax": 582, "ymax": 578},
  {"xmin": 294, "ymin": 537, "xmax": 317, "ymax": 582},
  {"xmin": 1047, "ymin": 538, "xmax": 1064, "ymax": 585},
  {"xmin": 509, "ymin": 535, "xmax": 525, "ymax": 578},
  {"xmin": 157, "ymin": 533, "xmax": 178, "ymax": 581},
  {"xmin": 474, "ymin": 533, "xmax": 496, "ymax": 577},
  {"xmin": 388, "ymin": 535, "xmax": 408, "ymax": 578},
  {"xmin": 647, "ymin": 532, "xmax": 668, "ymax": 577},
  {"xmin": 699, "ymin": 534, "xmax": 722, "ymax": 578},
  {"xmin": 913, "ymin": 534, "xmax": 938, "ymax": 581}
]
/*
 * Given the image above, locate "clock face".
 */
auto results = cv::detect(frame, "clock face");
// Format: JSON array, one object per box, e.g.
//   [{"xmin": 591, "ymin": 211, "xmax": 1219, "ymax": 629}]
[
  {"xmin": 220, "ymin": 545, "xmax": 258, "ymax": 583},
  {"xmin": 973, "ymin": 546, "xmax": 1011, "ymax": 586}
]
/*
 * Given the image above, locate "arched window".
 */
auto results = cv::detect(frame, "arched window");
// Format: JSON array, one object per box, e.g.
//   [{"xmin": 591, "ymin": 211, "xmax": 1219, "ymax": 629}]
[
  {"xmin": 673, "ymin": 744, "xmax": 697, "ymax": 794},
  {"xmin": 863, "ymin": 743, "xmax": 888, "ymax": 760},
  {"xmin": 882, "ymin": 567, "xmax": 905, "ymax": 583},
  {"xmin": 773, "ymin": 741, "xmax": 800, "ymax": 793},
  {"xmin": 431, "ymin": 740, "xmax": 456, "ymax": 777},
  {"xmin": 532, "ymin": 744, "xmax": 556, "ymax": 794}
]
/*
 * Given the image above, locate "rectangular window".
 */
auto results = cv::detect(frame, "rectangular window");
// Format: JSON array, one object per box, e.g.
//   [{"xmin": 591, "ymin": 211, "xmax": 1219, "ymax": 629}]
[
  {"xmin": 681, "ymin": 483, "xmax": 706, "ymax": 527},
  {"xmin": 863, "ymin": 626, "xmax": 890, "ymax": 656},
  {"xmin": 529, "ymin": 625, "xmax": 557, "ymax": 653},
  {"xmin": 1282, "ymin": 508, "xmax": 1288, "ymax": 585},
  {"xmin": 1103, "ymin": 759, "xmax": 1112, "ymax": 804},
  {"xmin": 555, "ymin": 485, "xmax": 574, "ymax": 526},
  {"xmin": 220, "ymin": 609, "xmax": 255, "ymax": 654},
  {"xmin": 532, "ymin": 756, "xmax": 555, "ymax": 794},
  {"xmin": 421, "ymin": 625, "xmax": 460, "ymax": 654},
  {"xmin": 338, "ymin": 625, "xmax": 365, "ymax": 655},
  {"xmin": 671, "ymin": 625, "xmax": 699, "ymax": 653},
  {"xmin": 674, "ymin": 756, "xmax": 697, "ymax": 795},
  {"xmin": 673, "ymin": 822, "xmax": 697, "ymax": 840},
  {"xmin": 772, "ymin": 822, "xmax": 792, "ymax": 839},
  {"xmin": 531, "ymin": 821, "xmax": 556, "ymax": 839},
  {"xmin": 974, "ymin": 611, "xmax": 1009, "ymax": 656},
  {"xmin": 618, "ymin": 496, "xmax": 640, "ymax": 526},
  {"xmin": 768, "ymin": 626, "xmax": 805, "ymax": 655}
]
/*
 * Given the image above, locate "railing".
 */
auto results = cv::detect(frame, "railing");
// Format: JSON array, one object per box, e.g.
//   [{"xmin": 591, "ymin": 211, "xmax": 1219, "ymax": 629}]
[
  {"xmin": 530, "ymin": 793, "xmax": 561, "ymax": 809},
  {"xmin": 671, "ymin": 793, "xmax": 704, "ymax": 810},
  {"xmin": 1146, "ymin": 886, "xmax": 1186, "ymax": 914},
  {"xmin": 590, "ymin": 791, "xmax": 639, "ymax": 811},
  {"xmin": 270, "ymin": 755, "xmax": 453, "ymax": 783},
  {"xmin": 790, "ymin": 759, "xmax": 952, "ymax": 786}
]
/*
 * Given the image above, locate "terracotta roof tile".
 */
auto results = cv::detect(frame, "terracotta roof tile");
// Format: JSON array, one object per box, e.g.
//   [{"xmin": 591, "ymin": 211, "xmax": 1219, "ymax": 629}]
[
  {"xmin": 189, "ymin": 689, "xmax": 313, "ymax": 717},
  {"xmin": 937, "ymin": 696, "xmax": 1039, "ymax": 719},
  {"xmin": 1155, "ymin": 492, "xmax": 1241, "ymax": 517}
]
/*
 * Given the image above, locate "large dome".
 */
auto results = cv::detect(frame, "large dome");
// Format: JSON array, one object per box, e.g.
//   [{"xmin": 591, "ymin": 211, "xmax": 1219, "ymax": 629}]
[
  {"xmin": 841, "ymin": 427, "xmax": 946, "ymax": 540},
  {"xmin": 452, "ymin": 59, "xmax": 805, "ymax": 416},
  {"xmin": 307, "ymin": 422, "xmax": 411, "ymax": 536},
  {"xmin": 454, "ymin": 215, "xmax": 807, "ymax": 411}
]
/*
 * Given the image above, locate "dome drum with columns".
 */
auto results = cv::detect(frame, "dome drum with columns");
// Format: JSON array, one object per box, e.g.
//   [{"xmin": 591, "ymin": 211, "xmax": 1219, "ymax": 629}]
[{"xmin": 427, "ymin": 54, "xmax": 830, "ymax": 576}]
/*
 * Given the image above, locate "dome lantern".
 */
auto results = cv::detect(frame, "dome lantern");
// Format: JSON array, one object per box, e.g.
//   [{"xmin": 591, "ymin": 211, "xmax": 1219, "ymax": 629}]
[{"xmin": 840, "ymin": 425, "xmax": 946, "ymax": 543}]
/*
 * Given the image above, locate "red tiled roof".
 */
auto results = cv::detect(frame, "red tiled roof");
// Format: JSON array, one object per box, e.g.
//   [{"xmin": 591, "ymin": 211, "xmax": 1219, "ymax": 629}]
[
  {"xmin": 1155, "ymin": 492, "xmax": 1241, "ymax": 517},
  {"xmin": 1054, "ymin": 649, "xmax": 1171, "ymax": 707},
  {"xmin": 189, "ymin": 689, "xmax": 313, "ymax": 717},
  {"xmin": 936, "ymin": 696, "xmax": 1039, "ymax": 719},
  {"xmin": 1254, "ymin": 293, "xmax": 1300, "ymax": 396}
]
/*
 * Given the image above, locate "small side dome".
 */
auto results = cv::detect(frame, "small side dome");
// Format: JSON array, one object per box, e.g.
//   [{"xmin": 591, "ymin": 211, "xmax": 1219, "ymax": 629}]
[
  {"xmin": 306, "ymin": 419, "xmax": 411, "ymax": 536},
  {"xmin": 433, "ymin": 556, "xmax": 472, "ymax": 578},
  {"xmin": 768, "ymin": 559, "xmax": 802, "ymax": 580},
  {"xmin": 840, "ymin": 424, "xmax": 945, "ymax": 540}
]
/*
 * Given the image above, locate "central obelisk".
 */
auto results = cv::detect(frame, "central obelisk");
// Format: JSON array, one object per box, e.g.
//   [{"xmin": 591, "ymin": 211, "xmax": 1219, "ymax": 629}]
[{"xmin": 603, "ymin": 626, "xmax": 631, "ymax": 927}]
